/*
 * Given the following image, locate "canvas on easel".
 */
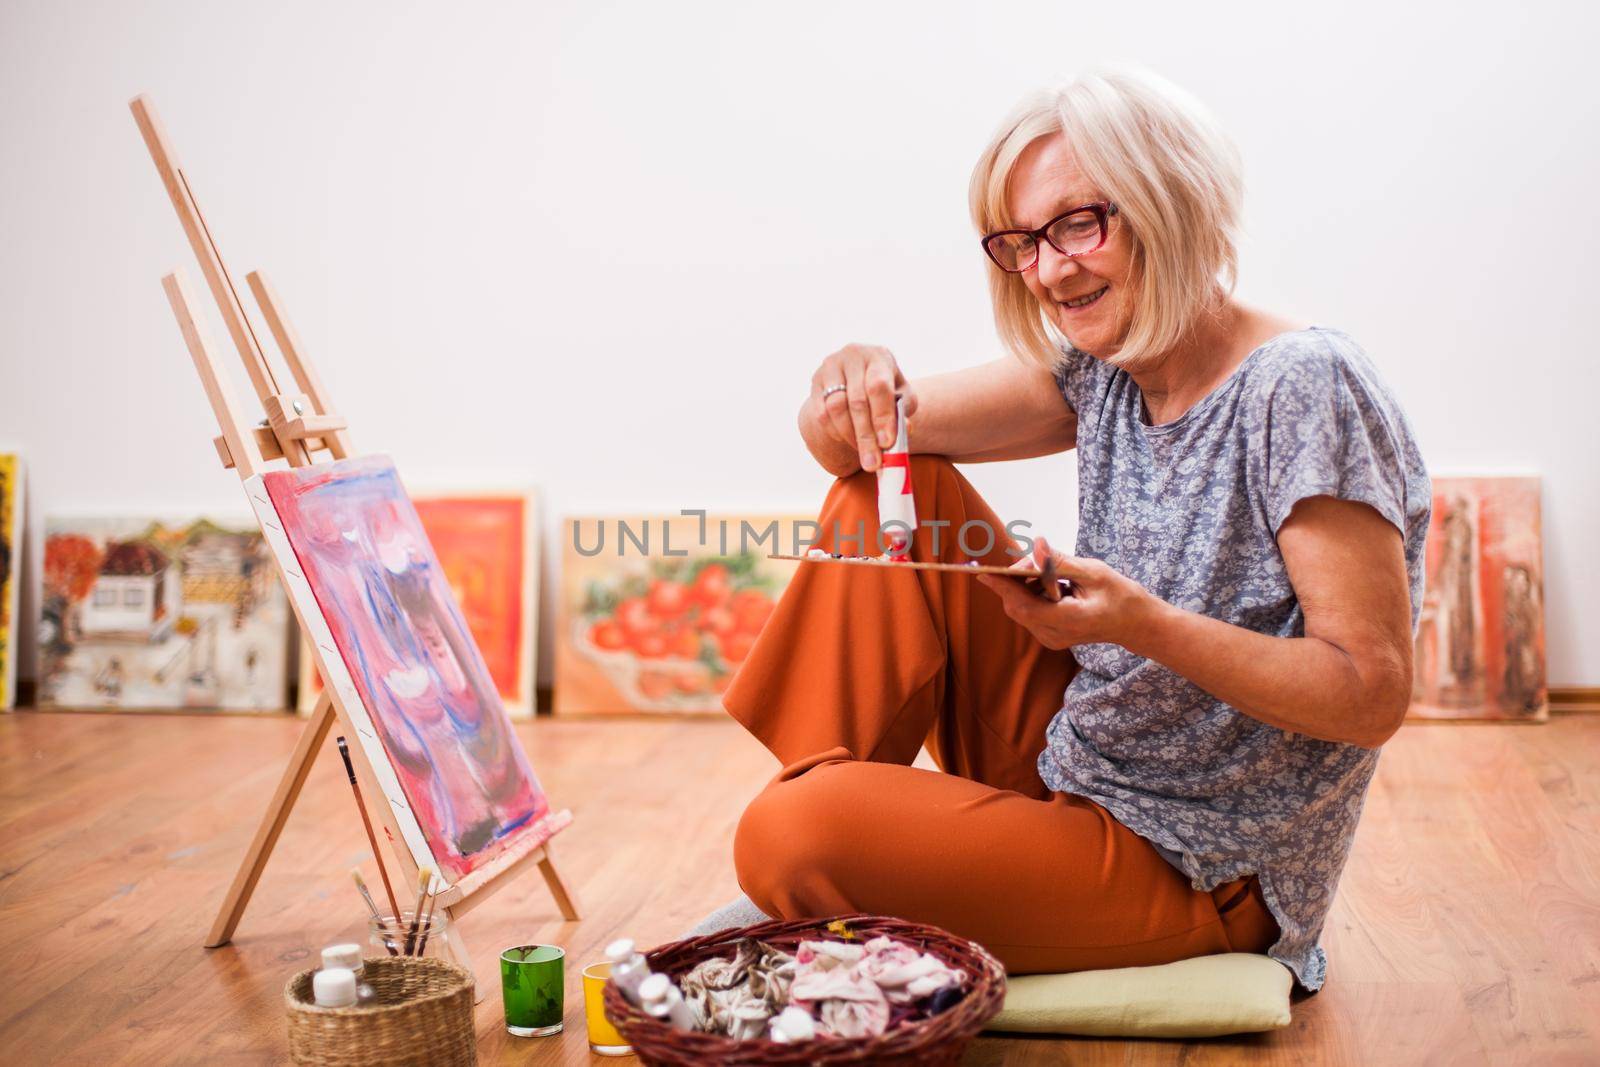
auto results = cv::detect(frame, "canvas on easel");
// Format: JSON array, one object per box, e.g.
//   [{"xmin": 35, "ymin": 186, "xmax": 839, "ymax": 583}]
[
  {"xmin": 256, "ymin": 457, "xmax": 560, "ymax": 880},
  {"xmin": 129, "ymin": 94, "xmax": 579, "ymax": 981}
]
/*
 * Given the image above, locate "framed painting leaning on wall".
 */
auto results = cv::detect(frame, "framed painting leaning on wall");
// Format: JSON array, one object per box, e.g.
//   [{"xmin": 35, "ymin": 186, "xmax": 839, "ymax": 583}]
[
  {"xmin": 38, "ymin": 515, "xmax": 292, "ymax": 712},
  {"xmin": 556, "ymin": 513, "xmax": 809, "ymax": 715},
  {"xmin": 1409, "ymin": 475, "xmax": 1547, "ymax": 722},
  {"xmin": 0, "ymin": 454, "xmax": 21, "ymax": 710}
]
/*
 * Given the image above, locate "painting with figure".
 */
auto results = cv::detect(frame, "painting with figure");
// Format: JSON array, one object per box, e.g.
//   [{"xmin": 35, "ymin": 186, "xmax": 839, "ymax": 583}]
[
  {"xmin": 1409, "ymin": 476, "xmax": 1546, "ymax": 721},
  {"xmin": 298, "ymin": 490, "xmax": 537, "ymax": 718},
  {"xmin": 0, "ymin": 454, "xmax": 20, "ymax": 709},
  {"xmin": 555, "ymin": 513, "xmax": 806, "ymax": 715},
  {"xmin": 37, "ymin": 515, "xmax": 290, "ymax": 711},
  {"xmin": 261, "ymin": 457, "xmax": 554, "ymax": 881}
]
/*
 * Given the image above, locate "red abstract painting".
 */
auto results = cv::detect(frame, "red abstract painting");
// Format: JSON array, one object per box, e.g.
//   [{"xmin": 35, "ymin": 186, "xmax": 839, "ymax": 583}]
[
  {"xmin": 263, "ymin": 457, "xmax": 552, "ymax": 880},
  {"xmin": 1410, "ymin": 476, "xmax": 1546, "ymax": 721},
  {"xmin": 412, "ymin": 495, "xmax": 532, "ymax": 713}
]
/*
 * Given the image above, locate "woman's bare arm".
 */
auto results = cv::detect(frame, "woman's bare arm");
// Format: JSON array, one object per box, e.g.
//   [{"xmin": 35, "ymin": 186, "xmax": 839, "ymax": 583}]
[
  {"xmin": 978, "ymin": 495, "xmax": 1414, "ymax": 749},
  {"xmin": 1123, "ymin": 496, "xmax": 1413, "ymax": 748},
  {"xmin": 1120, "ymin": 495, "xmax": 1408, "ymax": 748},
  {"xmin": 800, "ymin": 352, "xmax": 1077, "ymax": 477},
  {"xmin": 909, "ymin": 359, "xmax": 1078, "ymax": 463}
]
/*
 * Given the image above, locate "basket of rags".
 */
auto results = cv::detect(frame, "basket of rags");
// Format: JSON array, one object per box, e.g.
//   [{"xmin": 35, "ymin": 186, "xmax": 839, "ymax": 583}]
[
  {"xmin": 284, "ymin": 955, "xmax": 475, "ymax": 1066},
  {"xmin": 603, "ymin": 913, "xmax": 1006, "ymax": 1066}
]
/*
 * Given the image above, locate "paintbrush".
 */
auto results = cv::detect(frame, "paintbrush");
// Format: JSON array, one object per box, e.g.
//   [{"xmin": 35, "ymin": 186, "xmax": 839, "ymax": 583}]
[
  {"xmin": 349, "ymin": 868, "xmax": 382, "ymax": 920},
  {"xmin": 351, "ymin": 868, "xmax": 398, "ymax": 956},
  {"xmin": 336, "ymin": 736, "xmax": 403, "ymax": 927},
  {"xmin": 415, "ymin": 877, "xmax": 441, "ymax": 956},
  {"xmin": 403, "ymin": 866, "xmax": 433, "ymax": 955}
]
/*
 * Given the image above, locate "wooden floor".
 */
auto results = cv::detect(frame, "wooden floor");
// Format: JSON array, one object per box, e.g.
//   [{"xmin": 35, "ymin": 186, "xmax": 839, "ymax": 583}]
[{"xmin": 0, "ymin": 710, "xmax": 1596, "ymax": 1066}]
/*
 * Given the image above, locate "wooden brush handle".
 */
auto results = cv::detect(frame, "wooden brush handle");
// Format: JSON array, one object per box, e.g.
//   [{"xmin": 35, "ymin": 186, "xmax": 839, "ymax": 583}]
[{"xmin": 336, "ymin": 737, "xmax": 403, "ymax": 921}]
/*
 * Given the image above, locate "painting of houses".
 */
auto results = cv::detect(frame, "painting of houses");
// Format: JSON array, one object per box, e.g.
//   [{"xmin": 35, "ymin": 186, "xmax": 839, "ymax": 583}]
[
  {"xmin": 39, "ymin": 516, "xmax": 291, "ymax": 712},
  {"xmin": 81, "ymin": 540, "xmax": 180, "ymax": 640}
]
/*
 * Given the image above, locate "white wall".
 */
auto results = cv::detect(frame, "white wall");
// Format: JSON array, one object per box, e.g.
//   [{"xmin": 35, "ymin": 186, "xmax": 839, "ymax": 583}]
[{"xmin": 1, "ymin": 0, "xmax": 1596, "ymax": 687}]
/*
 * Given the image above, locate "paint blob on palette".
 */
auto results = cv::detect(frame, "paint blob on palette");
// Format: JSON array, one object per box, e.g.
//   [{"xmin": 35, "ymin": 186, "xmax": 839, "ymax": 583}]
[
  {"xmin": 37, "ymin": 513, "xmax": 290, "ymax": 711},
  {"xmin": 261, "ymin": 457, "xmax": 551, "ymax": 881}
]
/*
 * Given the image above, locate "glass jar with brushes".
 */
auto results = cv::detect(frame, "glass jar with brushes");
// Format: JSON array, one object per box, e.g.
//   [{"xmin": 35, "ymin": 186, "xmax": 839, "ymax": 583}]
[{"xmin": 369, "ymin": 910, "xmax": 451, "ymax": 959}]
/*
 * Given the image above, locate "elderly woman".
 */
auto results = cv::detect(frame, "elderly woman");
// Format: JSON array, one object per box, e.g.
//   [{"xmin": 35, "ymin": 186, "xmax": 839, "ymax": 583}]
[{"xmin": 723, "ymin": 69, "xmax": 1430, "ymax": 992}]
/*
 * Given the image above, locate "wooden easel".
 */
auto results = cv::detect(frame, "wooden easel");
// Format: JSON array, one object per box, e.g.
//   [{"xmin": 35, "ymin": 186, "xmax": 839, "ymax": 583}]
[{"xmin": 129, "ymin": 95, "xmax": 581, "ymax": 984}]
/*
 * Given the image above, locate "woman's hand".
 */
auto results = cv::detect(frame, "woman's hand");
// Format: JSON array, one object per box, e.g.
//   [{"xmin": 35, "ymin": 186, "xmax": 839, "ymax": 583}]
[
  {"xmin": 802, "ymin": 344, "xmax": 918, "ymax": 475},
  {"xmin": 976, "ymin": 536, "xmax": 1155, "ymax": 650}
]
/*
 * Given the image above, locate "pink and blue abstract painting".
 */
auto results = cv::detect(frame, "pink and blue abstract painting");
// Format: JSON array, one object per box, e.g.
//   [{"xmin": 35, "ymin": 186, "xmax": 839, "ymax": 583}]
[{"xmin": 263, "ymin": 456, "xmax": 551, "ymax": 881}]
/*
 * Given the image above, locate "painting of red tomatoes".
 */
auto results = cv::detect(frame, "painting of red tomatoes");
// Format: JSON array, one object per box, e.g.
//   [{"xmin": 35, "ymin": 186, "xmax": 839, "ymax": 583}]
[{"xmin": 555, "ymin": 515, "xmax": 807, "ymax": 714}]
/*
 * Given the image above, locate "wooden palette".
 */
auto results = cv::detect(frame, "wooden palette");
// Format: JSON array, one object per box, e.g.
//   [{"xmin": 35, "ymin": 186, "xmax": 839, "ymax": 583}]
[
  {"xmin": 769, "ymin": 552, "xmax": 1071, "ymax": 601},
  {"xmin": 769, "ymin": 553, "xmax": 1048, "ymax": 577}
]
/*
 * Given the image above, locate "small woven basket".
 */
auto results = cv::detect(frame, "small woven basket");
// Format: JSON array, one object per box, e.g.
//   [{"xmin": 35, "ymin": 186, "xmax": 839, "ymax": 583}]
[
  {"xmin": 284, "ymin": 955, "xmax": 476, "ymax": 1066},
  {"xmin": 603, "ymin": 914, "xmax": 1006, "ymax": 1066}
]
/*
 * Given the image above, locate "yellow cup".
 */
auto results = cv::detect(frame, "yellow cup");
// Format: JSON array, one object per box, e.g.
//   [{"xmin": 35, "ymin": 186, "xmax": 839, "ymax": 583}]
[{"xmin": 582, "ymin": 961, "xmax": 634, "ymax": 1057}]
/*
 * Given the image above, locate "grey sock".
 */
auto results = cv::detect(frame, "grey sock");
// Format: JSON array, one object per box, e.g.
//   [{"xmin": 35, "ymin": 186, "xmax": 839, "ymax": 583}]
[{"xmin": 683, "ymin": 894, "xmax": 773, "ymax": 938}]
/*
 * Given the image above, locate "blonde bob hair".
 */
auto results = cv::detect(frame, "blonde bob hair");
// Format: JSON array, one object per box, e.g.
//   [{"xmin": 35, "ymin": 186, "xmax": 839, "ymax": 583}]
[{"xmin": 969, "ymin": 68, "xmax": 1243, "ymax": 371}]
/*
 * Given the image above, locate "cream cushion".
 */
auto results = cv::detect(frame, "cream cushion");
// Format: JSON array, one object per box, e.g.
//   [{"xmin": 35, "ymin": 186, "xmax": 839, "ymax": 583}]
[{"xmin": 985, "ymin": 953, "xmax": 1294, "ymax": 1038}]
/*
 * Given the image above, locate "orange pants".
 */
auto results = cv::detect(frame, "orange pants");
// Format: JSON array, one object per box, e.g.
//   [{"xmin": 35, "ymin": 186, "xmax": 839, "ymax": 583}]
[{"xmin": 726, "ymin": 456, "xmax": 1279, "ymax": 974}]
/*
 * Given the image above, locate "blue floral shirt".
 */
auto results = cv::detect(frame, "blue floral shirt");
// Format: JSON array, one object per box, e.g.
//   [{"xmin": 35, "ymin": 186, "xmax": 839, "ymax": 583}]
[{"xmin": 1040, "ymin": 326, "xmax": 1431, "ymax": 990}]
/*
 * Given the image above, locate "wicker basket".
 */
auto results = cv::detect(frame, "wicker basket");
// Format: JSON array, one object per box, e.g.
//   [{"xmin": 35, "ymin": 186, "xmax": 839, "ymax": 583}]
[
  {"xmin": 284, "ymin": 955, "xmax": 476, "ymax": 1066},
  {"xmin": 603, "ymin": 914, "xmax": 1005, "ymax": 1066}
]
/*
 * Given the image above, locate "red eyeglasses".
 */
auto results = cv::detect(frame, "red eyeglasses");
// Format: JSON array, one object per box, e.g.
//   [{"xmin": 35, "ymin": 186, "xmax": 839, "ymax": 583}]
[{"xmin": 981, "ymin": 202, "xmax": 1118, "ymax": 273}]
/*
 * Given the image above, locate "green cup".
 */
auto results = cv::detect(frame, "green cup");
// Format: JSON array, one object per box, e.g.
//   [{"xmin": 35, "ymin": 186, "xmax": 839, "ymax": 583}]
[{"xmin": 501, "ymin": 944, "xmax": 566, "ymax": 1037}]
